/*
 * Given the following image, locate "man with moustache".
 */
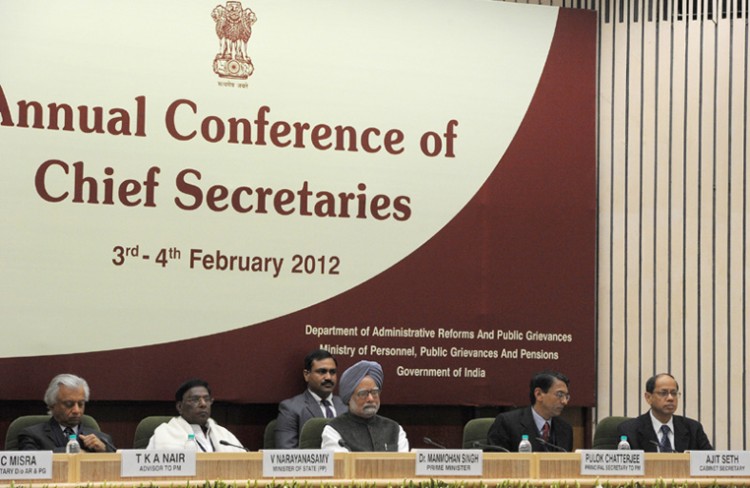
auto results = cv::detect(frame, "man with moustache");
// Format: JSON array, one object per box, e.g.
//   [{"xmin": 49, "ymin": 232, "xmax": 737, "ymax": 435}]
[
  {"xmin": 275, "ymin": 349, "xmax": 347, "ymax": 448},
  {"xmin": 487, "ymin": 370, "xmax": 573, "ymax": 452},
  {"xmin": 147, "ymin": 378, "xmax": 245, "ymax": 451},
  {"xmin": 321, "ymin": 359, "xmax": 409, "ymax": 452},
  {"xmin": 18, "ymin": 373, "xmax": 116, "ymax": 452},
  {"xmin": 617, "ymin": 373, "xmax": 713, "ymax": 452}
]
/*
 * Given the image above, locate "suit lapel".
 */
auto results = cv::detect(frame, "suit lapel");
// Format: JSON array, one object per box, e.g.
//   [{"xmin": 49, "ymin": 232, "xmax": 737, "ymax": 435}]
[
  {"xmin": 45, "ymin": 419, "xmax": 66, "ymax": 448},
  {"xmin": 637, "ymin": 414, "xmax": 659, "ymax": 451},
  {"xmin": 671, "ymin": 416, "xmax": 689, "ymax": 453}
]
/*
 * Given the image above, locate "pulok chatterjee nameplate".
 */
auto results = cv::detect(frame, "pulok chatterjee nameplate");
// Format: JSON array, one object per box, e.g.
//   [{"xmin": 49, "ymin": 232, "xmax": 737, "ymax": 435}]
[{"xmin": 580, "ymin": 450, "xmax": 645, "ymax": 475}]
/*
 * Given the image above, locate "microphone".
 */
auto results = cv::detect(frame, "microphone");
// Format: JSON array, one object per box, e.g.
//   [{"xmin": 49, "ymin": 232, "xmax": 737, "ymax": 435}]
[
  {"xmin": 338, "ymin": 439, "xmax": 351, "ymax": 450},
  {"xmin": 471, "ymin": 441, "xmax": 510, "ymax": 452},
  {"xmin": 536, "ymin": 437, "xmax": 567, "ymax": 452},
  {"xmin": 219, "ymin": 440, "xmax": 249, "ymax": 452},
  {"xmin": 649, "ymin": 440, "xmax": 662, "ymax": 453},
  {"xmin": 423, "ymin": 437, "xmax": 448, "ymax": 449},
  {"xmin": 100, "ymin": 436, "xmax": 117, "ymax": 453}
]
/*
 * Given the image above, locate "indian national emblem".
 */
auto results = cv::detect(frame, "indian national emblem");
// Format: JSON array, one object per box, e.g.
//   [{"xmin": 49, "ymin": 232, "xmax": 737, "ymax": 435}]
[{"xmin": 211, "ymin": 1, "xmax": 257, "ymax": 79}]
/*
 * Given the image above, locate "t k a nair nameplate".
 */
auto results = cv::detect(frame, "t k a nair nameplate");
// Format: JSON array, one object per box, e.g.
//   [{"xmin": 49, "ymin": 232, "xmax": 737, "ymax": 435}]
[{"xmin": 120, "ymin": 450, "xmax": 197, "ymax": 477}]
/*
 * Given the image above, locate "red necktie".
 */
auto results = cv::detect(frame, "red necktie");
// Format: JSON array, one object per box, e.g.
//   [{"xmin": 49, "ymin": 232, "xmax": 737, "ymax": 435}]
[{"xmin": 542, "ymin": 422, "xmax": 551, "ymax": 442}]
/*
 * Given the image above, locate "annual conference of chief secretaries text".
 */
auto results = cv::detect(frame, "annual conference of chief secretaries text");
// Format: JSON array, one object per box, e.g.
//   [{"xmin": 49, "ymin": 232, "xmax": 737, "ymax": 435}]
[{"xmin": 1, "ymin": 87, "xmax": 462, "ymax": 221}]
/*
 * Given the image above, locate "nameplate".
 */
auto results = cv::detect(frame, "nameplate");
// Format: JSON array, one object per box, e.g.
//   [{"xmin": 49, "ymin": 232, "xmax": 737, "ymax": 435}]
[
  {"xmin": 0, "ymin": 451, "xmax": 53, "ymax": 480},
  {"xmin": 262, "ymin": 449, "xmax": 334, "ymax": 477},
  {"xmin": 690, "ymin": 451, "xmax": 750, "ymax": 476},
  {"xmin": 415, "ymin": 449, "xmax": 483, "ymax": 476},
  {"xmin": 580, "ymin": 450, "xmax": 645, "ymax": 475},
  {"xmin": 120, "ymin": 449, "xmax": 196, "ymax": 477}
]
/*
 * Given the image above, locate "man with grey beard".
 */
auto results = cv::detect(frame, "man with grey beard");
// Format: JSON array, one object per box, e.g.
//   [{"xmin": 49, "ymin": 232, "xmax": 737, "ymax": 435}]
[{"xmin": 320, "ymin": 360, "xmax": 409, "ymax": 452}]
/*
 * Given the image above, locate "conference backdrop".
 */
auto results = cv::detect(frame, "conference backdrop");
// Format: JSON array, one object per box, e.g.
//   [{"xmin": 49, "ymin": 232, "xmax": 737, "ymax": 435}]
[{"xmin": 0, "ymin": 0, "xmax": 596, "ymax": 406}]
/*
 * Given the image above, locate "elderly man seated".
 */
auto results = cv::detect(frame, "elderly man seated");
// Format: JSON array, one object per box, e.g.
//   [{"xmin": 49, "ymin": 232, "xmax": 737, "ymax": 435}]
[{"xmin": 321, "ymin": 360, "xmax": 408, "ymax": 452}]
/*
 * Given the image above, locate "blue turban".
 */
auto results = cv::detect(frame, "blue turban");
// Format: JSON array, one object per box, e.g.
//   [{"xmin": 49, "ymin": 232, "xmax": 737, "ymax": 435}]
[{"xmin": 339, "ymin": 360, "xmax": 384, "ymax": 404}]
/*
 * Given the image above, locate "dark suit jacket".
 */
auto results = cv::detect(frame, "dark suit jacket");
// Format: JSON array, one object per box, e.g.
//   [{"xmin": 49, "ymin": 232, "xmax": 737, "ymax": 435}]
[
  {"xmin": 275, "ymin": 390, "xmax": 347, "ymax": 448},
  {"xmin": 487, "ymin": 406, "xmax": 573, "ymax": 452},
  {"xmin": 18, "ymin": 418, "xmax": 116, "ymax": 452},
  {"xmin": 617, "ymin": 412, "xmax": 713, "ymax": 452}
]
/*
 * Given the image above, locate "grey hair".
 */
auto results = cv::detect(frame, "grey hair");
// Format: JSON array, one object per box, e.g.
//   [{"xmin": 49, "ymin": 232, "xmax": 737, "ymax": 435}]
[{"xmin": 44, "ymin": 374, "xmax": 90, "ymax": 411}]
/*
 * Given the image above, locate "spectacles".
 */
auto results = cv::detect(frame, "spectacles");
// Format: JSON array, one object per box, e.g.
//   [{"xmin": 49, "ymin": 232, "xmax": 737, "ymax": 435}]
[
  {"xmin": 309, "ymin": 368, "xmax": 337, "ymax": 376},
  {"xmin": 184, "ymin": 395, "xmax": 214, "ymax": 405},
  {"xmin": 354, "ymin": 388, "xmax": 381, "ymax": 399},
  {"xmin": 554, "ymin": 391, "xmax": 571, "ymax": 401},
  {"xmin": 59, "ymin": 400, "xmax": 86, "ymax": 409},
  {"xmin": 653, "ymin": 390, "xmax": 681, "ymax": 398}
]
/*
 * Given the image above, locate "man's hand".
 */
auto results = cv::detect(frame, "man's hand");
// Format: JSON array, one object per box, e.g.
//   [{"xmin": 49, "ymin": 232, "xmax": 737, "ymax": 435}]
[{"xmin": 78, "ymin": 433, "xmax": 107, "ymax": 452}]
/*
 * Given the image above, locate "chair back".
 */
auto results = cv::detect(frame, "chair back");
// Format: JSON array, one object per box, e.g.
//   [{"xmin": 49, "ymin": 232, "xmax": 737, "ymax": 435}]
[
  {"xmin": 299, "ymin": 417, "xmax": 332, "ymax": 449},
  {"xmin": 133, "ymin": 416, "xmax": 172, "ymax": 449},
  {"xmin": 263, "ymin": 418, "xmax": 277, "ymax": 449},
  {"xmin": 462, "ymin": 417, "xmax": 495, "ymax": 449},
  {"xmin": 5, "ymin": 414, "xmax": 101, "ymax": 450},
  {"xmin": 592, "ymin": 416, "xmax": 631, "ymax": 449}
]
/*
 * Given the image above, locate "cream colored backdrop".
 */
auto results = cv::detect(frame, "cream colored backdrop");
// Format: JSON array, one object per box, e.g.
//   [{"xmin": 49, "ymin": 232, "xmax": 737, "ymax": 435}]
[{"xmin": 502, "ymin": 0, "xmax": 749, "ymax": 450}]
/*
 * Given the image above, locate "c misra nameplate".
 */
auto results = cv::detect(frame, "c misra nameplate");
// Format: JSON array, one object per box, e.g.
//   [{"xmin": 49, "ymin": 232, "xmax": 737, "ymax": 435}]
[
  {"xmin": 416, "ymin": 449, "xmax": 483, "ymax": 476},
  {"xmin": 0, "ymin": 451, "xmax": 52, "ymax": 480},
  {"xmin": 120, "ymin": 449, "xmax": 196, "ymax": 477},
  {"xmin": 691, "ymin": 451, "xmax": 750, "ymax": 476},
  {"xmin": 580, "ymin": 450, "xmax": 645, "ymax": 475},
  {"xmin": 262, "ymin": 450, "xmax": 334, "ymax": 477}
]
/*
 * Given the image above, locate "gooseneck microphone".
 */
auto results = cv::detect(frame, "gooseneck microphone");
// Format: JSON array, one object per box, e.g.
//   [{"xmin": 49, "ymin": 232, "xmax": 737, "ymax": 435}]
[
  {"xmin": 471, "ymin": 440, "xmax": 510, "ymax": 452},
  {"xmin": 423, "ymin": 437, "xmax": 448, "ymax": 449},
  {"xmin": 649, "ymin": 440, "xmax": 662, "ymax": 453},
  {"xmin": 219, "ymin": 439, "xmax": 250, "ymax": 451},
  {"xmin": 535, "ymin": 437, "xmax": 567, "ymax": 452},
  {"xmin": 338, "ymin": 439, "xmax": 351, "ymax": 450}
]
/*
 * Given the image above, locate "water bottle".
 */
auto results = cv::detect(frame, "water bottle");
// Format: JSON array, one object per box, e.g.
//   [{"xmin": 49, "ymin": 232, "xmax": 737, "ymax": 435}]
[
  {"xmin": 617, "ymin": 435, "xmax": 630, "ymax": 450},
  {"xmin": 184, "ymin": 433, "xmax": 198, "ymax": 450},
  {"xmin": 518, "ymin": 434, "xmax": 532, "ymax": 453},
  {"xmin": 65, "ymin": 434, "xmax": 81, "ymax": 454}
]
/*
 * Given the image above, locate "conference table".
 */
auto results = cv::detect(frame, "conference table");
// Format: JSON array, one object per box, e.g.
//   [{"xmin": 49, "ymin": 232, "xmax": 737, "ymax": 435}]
[{"xmin": 1, "ymin": 452, "xmax": 747, "ymax": 488}]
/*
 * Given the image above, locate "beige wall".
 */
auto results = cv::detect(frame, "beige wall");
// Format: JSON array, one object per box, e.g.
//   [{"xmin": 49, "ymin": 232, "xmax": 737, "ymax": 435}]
[{"xmin": 502, "ymin": 0, "xmax": 749, "ymax": 449}]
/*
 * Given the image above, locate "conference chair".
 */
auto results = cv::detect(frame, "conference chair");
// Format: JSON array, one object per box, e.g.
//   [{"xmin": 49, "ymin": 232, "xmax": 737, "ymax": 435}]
[
  {"xmin": 592, "ymin": 416, "xmax": 631, "ymax": 449},
  {"xmin": 5, "ymin": 414, "xmax": 101, "ymax": 450},
  {"xmin": 132, "ymin": 415, "xmax": 172, "ymax": 449},
  {"xmin": 263, "ymin": 418, "xmax": 277, "ymax": 449},
  {"xmin": 298, "ymin": 417, "xmax": 332, "ymax": 449},
  {"xmin": 461, "ymin": 417, "xmax": 496, "ymax": 449}
]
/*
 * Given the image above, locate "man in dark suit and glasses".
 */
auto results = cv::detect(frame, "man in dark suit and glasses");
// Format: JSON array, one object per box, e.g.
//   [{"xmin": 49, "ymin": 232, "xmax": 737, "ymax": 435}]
[
  {"xmin": 487, "ymin": 370, "xmax": 573, "ymax": 452},
  {"xmin": 18, "ymin": 373, "xmax": 115, "ymax": 452},
  {"xmin": 617, "ymin": 373, "xmax": 712, "ymax": 452},
  {"xmin": 275, "ymin": 349, "xmax": 347, "ymax": 448}
]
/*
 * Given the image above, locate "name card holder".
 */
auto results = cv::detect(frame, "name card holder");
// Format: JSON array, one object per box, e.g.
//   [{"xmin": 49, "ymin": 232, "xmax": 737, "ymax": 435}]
[
  {"xmin": 262, "ymin": 449, "xmax": 335, "ymax": 478},
  {"xmin": 120, "ymin": 449, "xmax": 196, "ymax": 477},
  {"xmin": 415, "ymin": 449, "xmax": 483, "ymax": 476},
  {"xmin": 690, "ymin": 451, "xmax": 750, "ymax": 476},
  {"xmin": 0, "ymin": 451, "xmax": 53, "ymax": 480}
]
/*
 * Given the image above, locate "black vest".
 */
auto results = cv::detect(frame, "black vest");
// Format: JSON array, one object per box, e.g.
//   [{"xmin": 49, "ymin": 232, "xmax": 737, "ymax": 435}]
[{"xmin": 329, "ymin": 412, "xmax": 400, "ymax": 452}]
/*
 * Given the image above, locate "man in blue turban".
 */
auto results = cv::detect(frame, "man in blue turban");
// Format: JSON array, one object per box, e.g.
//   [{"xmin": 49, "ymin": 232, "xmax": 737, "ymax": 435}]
[{"xmin": 320, "ymin": 360, "xmax": 409, "ymax": 452}]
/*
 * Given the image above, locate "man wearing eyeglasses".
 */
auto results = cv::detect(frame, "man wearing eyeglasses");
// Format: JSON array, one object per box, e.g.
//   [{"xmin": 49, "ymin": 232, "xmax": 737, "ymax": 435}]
[
  {"xmin": 147, "ymin": 378, "xmax": 246, "ymax": 451},
  {"xmin": 18, "ymin": 373, "xmax": 116, "ymax": 452},
  {"xmin": 617, "ymin": 373, "xmax": 713, "ymax": 452},
  {"xmin": 487, "ymin": 370, "xmax": 573, "ymax": 452},
  {"xmin": 275, "ymin": 349, "xmax": 347, "ymax": 448},
  {"xmin": 321, "ymin": 360, "xmax": 409, "ymax": 452}
]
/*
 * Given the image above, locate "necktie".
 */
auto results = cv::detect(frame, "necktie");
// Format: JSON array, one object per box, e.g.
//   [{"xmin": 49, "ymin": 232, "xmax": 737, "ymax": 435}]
[
  {"xmin": 321, "ymin": 399, "xmax": 334, "ymax": 419},
  {"xmin": 541, "ymin": 422, "xmax": 551, "ymax": 442},
  {"xmin": 659, "ymin": 425, "xmax": 673, "ymax": 452},
  {"xmin": 63, "ymin": 427, "xmax": 75, "ymax": 438}
]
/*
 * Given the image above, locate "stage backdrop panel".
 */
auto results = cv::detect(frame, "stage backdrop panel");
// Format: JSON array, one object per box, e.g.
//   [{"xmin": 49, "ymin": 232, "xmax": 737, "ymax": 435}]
[{"xmin": 0, "ymin": 1, "xmax": 596, "ymax": 407}]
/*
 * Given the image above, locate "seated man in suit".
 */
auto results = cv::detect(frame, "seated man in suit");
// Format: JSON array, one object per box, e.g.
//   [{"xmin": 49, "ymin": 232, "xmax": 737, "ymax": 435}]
[
  {"xmin": 487, "ymin": 370, "xmax": 573, "ymax": 452},
  {"xmin": 147, "ymin": 378, "xmax": 246, "ymax": 452},
  {"xmin": 321, "ymin": 360, "xmax": 409, "ymax": 452},
  {"xmin": 617, "ymin": 373, "xmax": 713, "ymax": 452},
  {"xmin": 275, "ymin": 349, "xmax": 347, "ymax": 448},
  {"xmin": 18, "ymin": 373, "xmax": 115, "ymax": 452}
]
